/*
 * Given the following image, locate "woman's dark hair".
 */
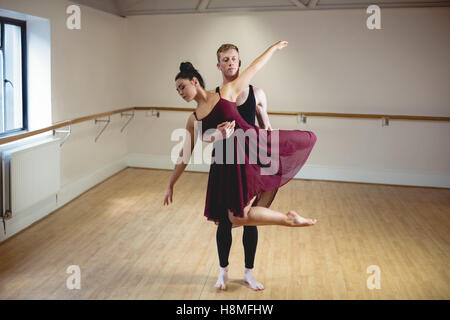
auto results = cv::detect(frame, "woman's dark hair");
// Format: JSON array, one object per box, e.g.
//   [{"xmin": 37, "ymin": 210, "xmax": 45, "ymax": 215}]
[{"xmin": 175, "ymin": 62, "xmax": 205, "ymax": 89}]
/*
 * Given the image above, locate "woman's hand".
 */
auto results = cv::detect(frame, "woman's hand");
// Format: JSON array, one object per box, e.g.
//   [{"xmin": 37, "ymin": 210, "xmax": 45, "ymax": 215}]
[
  {"xmin": 163, "ymin": 185, "xmax": 174, "ymax": 205},
  {"xmin": 203, "ymin": 120, "xmax": 235, "ymax": 142},
  {"xmin": 272, "ymin": 40, "xmax": 288, "ymax": 50},
  {"xmin": 227, "ymin": 41, "xmax": 288, "ymax": 103},
  {"xmin": 216, "ymin": 120, "xmax": 235, "ymax": 141}
]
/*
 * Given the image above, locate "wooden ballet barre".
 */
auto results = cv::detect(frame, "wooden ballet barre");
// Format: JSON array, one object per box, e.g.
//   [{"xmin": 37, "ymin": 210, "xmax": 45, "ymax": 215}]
[
  {"xmin": 0, "ymin": 106, "xmax": 448, "ymax": 145},
  {"xmin": 0, "ymin": 107, "xmax": 134, "ymax": 145},
  {"xmin": 137, "ymin": 106, "xmax": 450, "ymax": 121},
  {"xmin": 134, "ymin": 106, "xmax": 195, "ymax": 112},
  {"xmin": 296, "ymin": 112, "xmax": 450, "ymax": 121}
]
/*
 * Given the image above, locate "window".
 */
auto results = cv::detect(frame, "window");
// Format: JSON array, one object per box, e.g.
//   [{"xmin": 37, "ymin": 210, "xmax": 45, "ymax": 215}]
[{"xmin": 0, "ymin": 17, "xmax": 27, "ymax": 136}]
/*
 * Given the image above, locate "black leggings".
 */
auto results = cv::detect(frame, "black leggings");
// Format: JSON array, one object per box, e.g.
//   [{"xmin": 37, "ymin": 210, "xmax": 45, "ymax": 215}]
[
  {"xmin": 215, "ymin": 190, "xmax": 277, "ymax": 269},
  {"xmin": 216, "ymin": 217, "xmax": 258, "ymax": 269}
]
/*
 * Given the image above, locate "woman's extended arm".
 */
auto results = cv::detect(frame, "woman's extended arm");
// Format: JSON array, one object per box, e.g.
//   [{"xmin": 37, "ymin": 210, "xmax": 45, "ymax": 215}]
[
  {"xmin": 227, "ymin": 41, "xmax": 288, "ymax": 101},
  {"xmin": 163, "ymin": 114, "xmax": 197, "ymax": 205}
]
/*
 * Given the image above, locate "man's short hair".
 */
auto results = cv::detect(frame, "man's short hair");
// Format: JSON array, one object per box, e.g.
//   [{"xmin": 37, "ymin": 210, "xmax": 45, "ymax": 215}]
[{"xmin": 216, "ymin": 44, "xmax": 239, "ymax": 62}]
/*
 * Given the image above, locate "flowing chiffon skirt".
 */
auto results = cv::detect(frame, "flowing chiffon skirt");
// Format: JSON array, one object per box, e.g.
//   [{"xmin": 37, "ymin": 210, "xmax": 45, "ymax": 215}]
[{"xmin": 195, "ymin": 97, "xmax": 316, "ymax": 223}]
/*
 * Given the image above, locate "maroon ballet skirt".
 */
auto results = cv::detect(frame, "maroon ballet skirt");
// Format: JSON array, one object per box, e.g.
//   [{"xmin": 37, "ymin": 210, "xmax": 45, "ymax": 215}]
[{"xmin": 194, "ymin": 92, "xmax": 316, "ymax": 223}]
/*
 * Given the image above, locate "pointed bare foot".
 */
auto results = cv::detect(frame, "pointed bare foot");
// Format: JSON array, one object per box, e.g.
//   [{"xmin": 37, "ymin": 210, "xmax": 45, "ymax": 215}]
[
  {"xmin": 286, "ymin": 211, "xmax": 317, "ymax": 227},
  {"xmin": 215, "ymin": 267, "xmax": 228, "ymax": 290}
]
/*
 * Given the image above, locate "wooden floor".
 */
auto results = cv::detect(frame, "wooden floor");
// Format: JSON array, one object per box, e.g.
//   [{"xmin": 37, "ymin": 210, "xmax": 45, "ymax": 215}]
[{"xmin": 0, "ymin": 167, "xmax": 449, "ymax": 300}]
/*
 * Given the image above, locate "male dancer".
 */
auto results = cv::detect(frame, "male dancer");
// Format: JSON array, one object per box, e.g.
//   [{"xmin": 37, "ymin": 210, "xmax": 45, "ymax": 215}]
[{"xmin": 214, "ymin": 44, "xmax": 274, "ymax": 291}]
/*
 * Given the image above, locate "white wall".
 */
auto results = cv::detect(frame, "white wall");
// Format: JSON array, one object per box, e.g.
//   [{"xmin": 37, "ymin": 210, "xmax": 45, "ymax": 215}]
[
  {"xmin": 126, "ymin": 8, "xmax": 450, "ymax": 187},
  {"xmin": 0, "ymin": 0, "xmax": 129, "ymax": 184},
  {"xmin": 0, "ymin": 0, "xmax": 130, "ymax": 241}
]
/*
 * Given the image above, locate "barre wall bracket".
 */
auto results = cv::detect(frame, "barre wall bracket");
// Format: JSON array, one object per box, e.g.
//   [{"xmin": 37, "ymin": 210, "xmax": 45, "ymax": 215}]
[
  {"xmin": 94, "ymin": 116, "xmax": 111, "ymax": 142},
  {"xmin": 53, "ymin": 125, "xmax": 72, "ymax": 147},
  {"xmin": 151, "ymin": 109, "xmax": 160, "ymax": 118},
  {"xmin": 297, "ymin": 114, "xmax": 307, "ymax": 124},
  {"xmin": 120, "ymin": 111, "xmax": 135, "ymax": 133}
]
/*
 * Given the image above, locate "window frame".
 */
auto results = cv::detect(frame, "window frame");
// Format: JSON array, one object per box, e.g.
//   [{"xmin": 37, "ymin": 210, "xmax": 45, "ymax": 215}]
[{"xmin": 0, "ymin": 16, "xmax": 28, "ymax": 138}]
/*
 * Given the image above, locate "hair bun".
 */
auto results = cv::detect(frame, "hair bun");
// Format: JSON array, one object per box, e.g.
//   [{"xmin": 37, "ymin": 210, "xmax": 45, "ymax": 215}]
[{"xmin": 180, "ymin": 62, "xmax": 195, "ymax": 72}]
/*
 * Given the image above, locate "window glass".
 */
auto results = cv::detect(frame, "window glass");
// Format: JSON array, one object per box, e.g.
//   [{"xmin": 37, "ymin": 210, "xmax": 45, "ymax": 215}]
[{"xmin": 3, "ymin": 23, "xmax": 23, "ymax": 132}]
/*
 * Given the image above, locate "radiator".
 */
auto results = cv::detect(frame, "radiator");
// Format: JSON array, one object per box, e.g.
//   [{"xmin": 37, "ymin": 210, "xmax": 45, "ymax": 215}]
[{"xmin": 1, "ymin": 139, "xmax": 60, "ymax": 220}]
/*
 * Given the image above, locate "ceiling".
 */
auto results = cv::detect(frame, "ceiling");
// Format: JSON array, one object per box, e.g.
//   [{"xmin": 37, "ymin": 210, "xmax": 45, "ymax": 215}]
[{"xmin": 69, "ymin": 0, "xmax": 450, "ymax": 17}]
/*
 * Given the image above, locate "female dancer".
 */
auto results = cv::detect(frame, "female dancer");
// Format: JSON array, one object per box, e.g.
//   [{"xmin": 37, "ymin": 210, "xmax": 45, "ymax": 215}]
[{"xmin": 163, "ymin": 40, "xmax": 317, "ymax": 287}]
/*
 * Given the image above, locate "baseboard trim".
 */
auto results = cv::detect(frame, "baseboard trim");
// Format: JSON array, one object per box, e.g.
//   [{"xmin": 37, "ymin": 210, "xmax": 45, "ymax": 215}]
[
  {"xmin": 56, "ymin": 157, "xmax": 128, "ymax": 209},
  {"xmin": 127, "ymin": 153, "xmax": 450, "ymax": 189}
]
